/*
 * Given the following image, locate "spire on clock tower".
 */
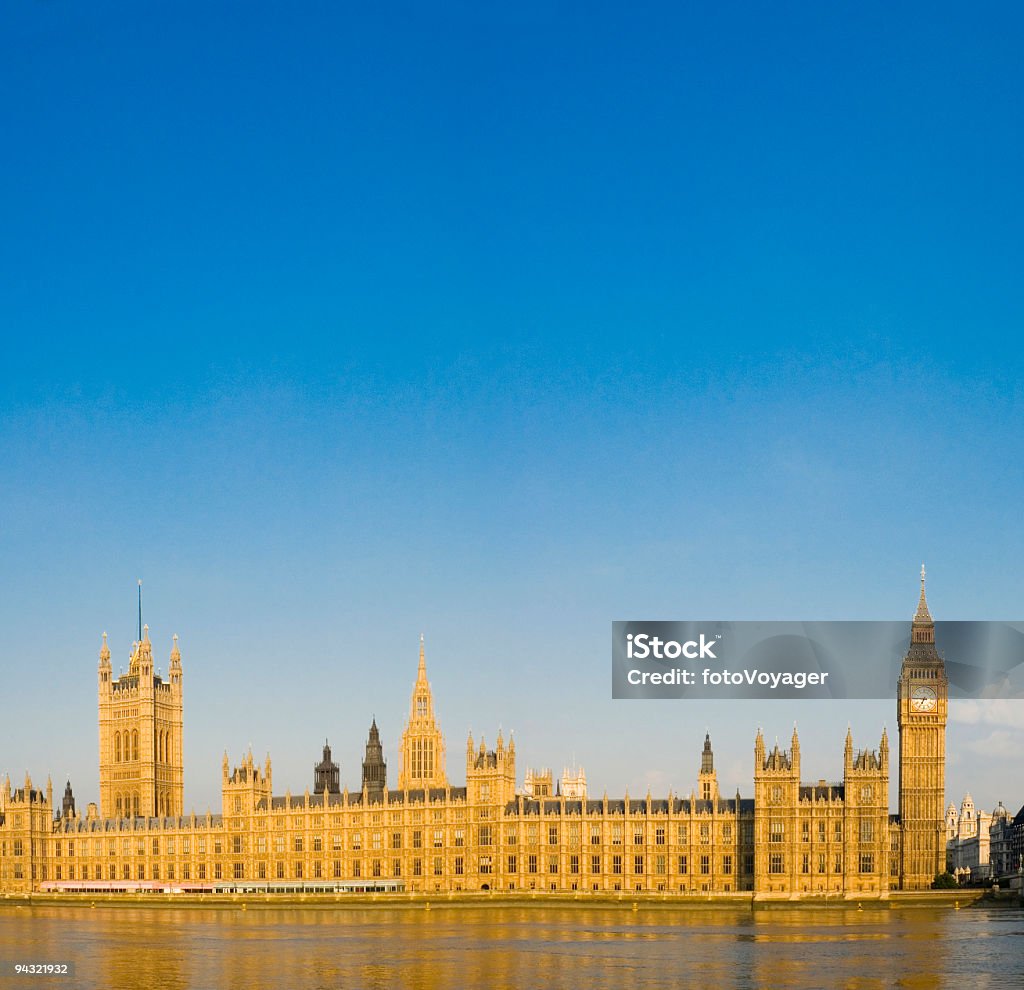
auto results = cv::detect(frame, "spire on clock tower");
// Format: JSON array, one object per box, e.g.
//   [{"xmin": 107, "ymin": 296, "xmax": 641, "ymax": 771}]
[{"xmin": 912, "ymin": 564, "xmax": 935, "ymax": 644}]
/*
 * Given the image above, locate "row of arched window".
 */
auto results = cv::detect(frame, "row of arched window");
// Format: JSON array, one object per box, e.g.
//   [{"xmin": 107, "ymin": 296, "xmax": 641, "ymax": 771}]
[
  {"xmin": 112, "ymin": 790, "xmax": 174, "ymax": 818},
  {"xmin": 114, "ymin": 791, "xmax": 140, "ymax": 818},
  {"xmin": 112, "ymin": 729, "xmax": 174, "ymax": 763},
  {"xmin": 114, "ymin": 730, "xmax": 138, "ymax": 763},
  {"xmin": 410, "ymin": 738, "xmax": 434, "ymax": 778}
]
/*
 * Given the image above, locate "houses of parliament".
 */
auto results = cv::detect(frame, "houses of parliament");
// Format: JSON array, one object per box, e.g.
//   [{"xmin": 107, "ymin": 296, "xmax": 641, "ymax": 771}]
[{"xmin": 0, "ymin": 572, "xmax": 949, "ymax": 898}]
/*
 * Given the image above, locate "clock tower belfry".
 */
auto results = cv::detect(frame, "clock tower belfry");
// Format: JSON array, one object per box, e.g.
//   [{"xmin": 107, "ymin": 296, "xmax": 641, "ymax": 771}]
[{"xmin": 896, "ymin": 565, "xmax": 948, "ymax": 890}]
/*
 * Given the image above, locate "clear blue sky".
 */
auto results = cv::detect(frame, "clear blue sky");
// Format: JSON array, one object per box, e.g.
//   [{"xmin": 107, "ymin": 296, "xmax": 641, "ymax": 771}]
[{"xmin": 2, "ymin": 2, "xmax": 1022, "ymax": 816}]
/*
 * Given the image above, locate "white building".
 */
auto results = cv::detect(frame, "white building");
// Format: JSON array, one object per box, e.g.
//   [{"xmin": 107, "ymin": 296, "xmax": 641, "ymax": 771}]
[{"xmin": 946, "ymin": 793, "xmax": 1014, "ymax": 881}]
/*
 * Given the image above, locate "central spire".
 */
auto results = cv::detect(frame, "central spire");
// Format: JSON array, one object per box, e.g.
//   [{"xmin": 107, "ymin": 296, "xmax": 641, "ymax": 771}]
[{"xmin": 398, "ymin": 635, "xmax": 447, "ymax": 789}]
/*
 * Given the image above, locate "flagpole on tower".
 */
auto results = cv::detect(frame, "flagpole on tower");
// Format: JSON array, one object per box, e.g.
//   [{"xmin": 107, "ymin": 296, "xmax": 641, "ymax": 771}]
[{"xmin": 138, "ymin": 579, "xmax": 142, "ymax": 641}]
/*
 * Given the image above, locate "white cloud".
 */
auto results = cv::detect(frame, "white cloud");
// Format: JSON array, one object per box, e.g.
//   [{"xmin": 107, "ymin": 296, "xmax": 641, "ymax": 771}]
[
  {"xmin": 964, "ymin": 729, "xmax": 1024, "ymax": 760},
  {"xmin": 723, "ymin": 758, "xmax": 748, "ymax": 794},
  {"xmin": 640, "ymin": 768, "xmax": 668, "ymax": 793},
  {"xmin": 949, "ymin": 699, "xmax": 1024, "ymax": 730},
  {"xmin": 620, "ymin": 763, "xmax": 677, "ymax": 798}
]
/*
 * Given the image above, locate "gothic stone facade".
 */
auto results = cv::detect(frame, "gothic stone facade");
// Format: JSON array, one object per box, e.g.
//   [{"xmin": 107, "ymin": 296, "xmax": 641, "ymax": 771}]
[
  {"xmin": 0, "ymin": 575, "xmax": 948, "ymax": 897},
  {"xmin": 97, "ymin": 626, "xmax": 184, "ymax": 820}
]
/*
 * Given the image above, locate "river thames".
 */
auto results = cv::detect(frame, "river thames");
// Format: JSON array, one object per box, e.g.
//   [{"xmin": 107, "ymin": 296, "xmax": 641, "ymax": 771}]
[{"xmin": 0, "ymin": 902, "xmax": 1021, "ymax": 989}]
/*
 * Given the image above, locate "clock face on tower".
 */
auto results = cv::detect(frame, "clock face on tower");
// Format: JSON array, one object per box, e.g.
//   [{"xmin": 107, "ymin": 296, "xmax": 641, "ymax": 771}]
[{"xmin": 910, "ymin": 685, "xmax": 937, "ymax": 712}]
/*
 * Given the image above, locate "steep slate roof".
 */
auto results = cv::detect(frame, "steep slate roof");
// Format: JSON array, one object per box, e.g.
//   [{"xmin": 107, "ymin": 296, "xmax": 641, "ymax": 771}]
[
  {"xmin": 505, "ymin": 796, "xmax": 755, "ymax": 816},
  {"xmin": 60, "ymin": 814, "xmax": 223, "ymax": 832},
  {"xmin": 260, "ymin": 786, "xmax": 467, "ymax": 812}
]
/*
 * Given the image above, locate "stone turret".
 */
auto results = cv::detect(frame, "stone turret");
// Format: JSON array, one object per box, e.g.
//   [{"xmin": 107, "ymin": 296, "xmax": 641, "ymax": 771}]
[
  {"xmin": 222, "ymin": 748, "xmax": 271, "ymax": 818},
  {"xmin": 314, "ymin": 741, "xmax": 340, "ymax": 795},
  {"xmin": 61, "ymin": 780, "xmax": 76, "ymax": 819},
  {"xmin": 698, "ymin": 732, "xmax": 718, "ymax": 802},
  {"xmin": 362, "ymin": 719, "xmax": 387, "ymax": 801},
  {"xmin": 467, "ymin": 729, "xmax": 516, "ymax": 806}
]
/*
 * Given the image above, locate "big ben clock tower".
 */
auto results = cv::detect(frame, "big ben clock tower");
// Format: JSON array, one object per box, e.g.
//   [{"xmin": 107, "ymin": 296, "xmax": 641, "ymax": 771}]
[{"xmin": 897, "ymin": 565, "xmax": 948, "ymax": 890}]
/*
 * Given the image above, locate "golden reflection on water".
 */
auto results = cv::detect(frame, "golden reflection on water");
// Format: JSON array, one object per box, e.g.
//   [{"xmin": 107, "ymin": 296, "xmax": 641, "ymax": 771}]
[{"xmin": 0, "ymin": 903, "xmax": 1015, "ymax": 990}]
